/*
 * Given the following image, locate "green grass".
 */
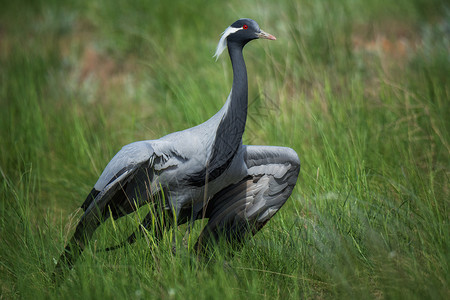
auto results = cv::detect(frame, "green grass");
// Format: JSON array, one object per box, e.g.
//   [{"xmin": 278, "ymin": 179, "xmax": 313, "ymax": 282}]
[{"xmin": 1, "ymin": 0, "xmax": 449, "ymax": 298}]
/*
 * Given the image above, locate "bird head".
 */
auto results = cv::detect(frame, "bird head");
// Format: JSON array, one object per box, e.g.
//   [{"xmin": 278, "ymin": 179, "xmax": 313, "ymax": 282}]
[{"xmin": 214, "ymin": 18, "xmax": 276, "ymax": 60}]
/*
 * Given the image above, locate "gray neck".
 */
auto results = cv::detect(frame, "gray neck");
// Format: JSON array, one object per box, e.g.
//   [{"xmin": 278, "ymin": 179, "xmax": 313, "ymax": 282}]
[
  {"xmin": 226, "ymin": 41, "xmax": 248, "ymax": 138},
  {"xmin": 206, "ymin": 41, "xmax": 248, "ymax": 175},
  {"xmin": 186, "ymin": 41, "xmax": 249, "ymax": 187}
]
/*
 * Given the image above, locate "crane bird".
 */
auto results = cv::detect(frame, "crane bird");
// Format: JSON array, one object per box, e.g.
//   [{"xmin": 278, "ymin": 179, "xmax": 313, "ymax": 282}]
[{"xmin": 54, "ymin": 18, "xmax": 300, "ymax": 275}]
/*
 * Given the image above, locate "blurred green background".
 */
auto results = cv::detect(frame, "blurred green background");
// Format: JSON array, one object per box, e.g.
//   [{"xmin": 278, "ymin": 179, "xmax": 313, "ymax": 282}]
[{"xmin": 0, "ymin": 0, "xmax": 448, "ymax": 298}]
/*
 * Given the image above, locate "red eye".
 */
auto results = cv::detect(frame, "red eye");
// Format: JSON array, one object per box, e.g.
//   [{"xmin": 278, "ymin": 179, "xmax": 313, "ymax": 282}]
[{"xmin": 243, "ymin": 24, "xmax": 248, "ymax": 29}]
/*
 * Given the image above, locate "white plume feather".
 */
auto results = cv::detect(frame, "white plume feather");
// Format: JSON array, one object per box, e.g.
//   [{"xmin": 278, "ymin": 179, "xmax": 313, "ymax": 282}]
[{"xmin": 213, "ymin": 26, "xmax": 243, "ymax": 61}]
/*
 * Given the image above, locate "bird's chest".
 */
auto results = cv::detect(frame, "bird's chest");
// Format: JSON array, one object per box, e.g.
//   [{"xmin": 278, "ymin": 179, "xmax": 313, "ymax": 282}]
[{"xmin": 168, "ymin": 147, "xmax": 247, "ymax": 221}]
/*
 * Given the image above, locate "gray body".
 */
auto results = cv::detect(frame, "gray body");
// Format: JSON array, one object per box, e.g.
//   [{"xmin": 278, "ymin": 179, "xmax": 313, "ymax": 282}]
[{"xmin": 55, "ymin": 18, "xmax": 300, "ymax": 274}]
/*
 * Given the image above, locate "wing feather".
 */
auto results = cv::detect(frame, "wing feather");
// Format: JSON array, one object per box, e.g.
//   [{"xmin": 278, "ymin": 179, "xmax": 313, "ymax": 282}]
[{"xmin": 197, "ymin": 145, "xmax": 300, "ymax": 249}]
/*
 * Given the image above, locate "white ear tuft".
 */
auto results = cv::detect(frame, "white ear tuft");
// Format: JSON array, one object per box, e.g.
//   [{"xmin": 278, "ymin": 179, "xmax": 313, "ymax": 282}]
[{"xmin": 213, "ymin": 26, "xmax": 243, "ymax": 61}]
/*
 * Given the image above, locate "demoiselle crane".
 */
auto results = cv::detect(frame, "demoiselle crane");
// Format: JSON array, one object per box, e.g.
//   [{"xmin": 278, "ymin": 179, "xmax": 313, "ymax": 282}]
[{"xmin": 54, "ymin": 18, "xmax": 300, "ymax": 275}]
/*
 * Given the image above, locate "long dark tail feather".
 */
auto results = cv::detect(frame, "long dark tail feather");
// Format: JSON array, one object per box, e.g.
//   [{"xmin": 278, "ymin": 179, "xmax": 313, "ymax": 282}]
[
  {"xmin": 103, "ymin": 231, "xmax": 139, "ymax": 252},
  {"xmin": 52, "ymin": 215, "xmax": 100, "ymax": 282},
  {"xmin": 102, "ymin": 208, "xmax": 171, "ymax": 252},
  {"xmin": 102, "ymin": 210, "xmax": 161, "ymax": 252},
  {"xmin": 52, "ymin": 239, "xmax": 82, "ymax": 281},
  {"xmin": 52, "ymin": 207, "xmax": 169, "ymax": 282}
]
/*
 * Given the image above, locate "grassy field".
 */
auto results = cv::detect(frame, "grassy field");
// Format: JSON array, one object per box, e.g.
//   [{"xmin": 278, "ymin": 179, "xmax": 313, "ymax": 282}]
[{"xmin": 0, "ymin": 0, "xmax": 448, "ymax": 298}]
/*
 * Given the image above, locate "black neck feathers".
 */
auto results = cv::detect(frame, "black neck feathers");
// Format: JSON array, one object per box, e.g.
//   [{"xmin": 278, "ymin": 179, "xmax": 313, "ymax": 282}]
[{"xmin": 187, "ymin": 42, "xmax": 249, "ymax": 187}]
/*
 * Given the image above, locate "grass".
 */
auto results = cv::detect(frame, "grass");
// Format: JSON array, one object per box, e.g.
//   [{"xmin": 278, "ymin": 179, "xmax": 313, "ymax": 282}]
[{"xmin": 0, "ymin": 0, "xmax": 449, "ymax": 298}]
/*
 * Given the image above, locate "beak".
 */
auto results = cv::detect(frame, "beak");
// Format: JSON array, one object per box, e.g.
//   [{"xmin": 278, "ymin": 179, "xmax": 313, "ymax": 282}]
[{"xmin": 257, "ymin": 29, "xmax": 276, "ymax": 40}]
